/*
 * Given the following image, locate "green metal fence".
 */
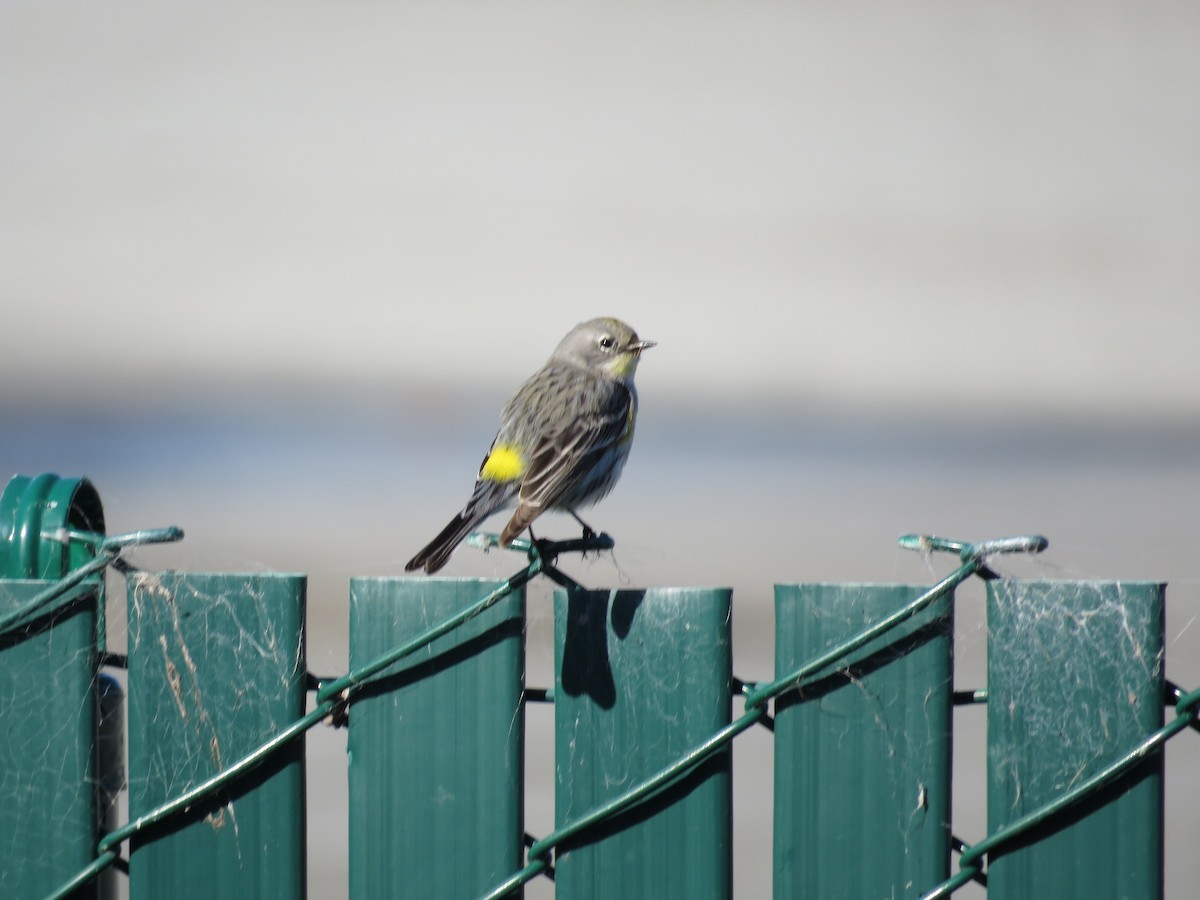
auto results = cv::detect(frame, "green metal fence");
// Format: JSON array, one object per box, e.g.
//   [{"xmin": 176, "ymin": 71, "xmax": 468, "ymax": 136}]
[{"xmin": 2, "ymin": 473, "xmax": 1196, "ymax": 899}]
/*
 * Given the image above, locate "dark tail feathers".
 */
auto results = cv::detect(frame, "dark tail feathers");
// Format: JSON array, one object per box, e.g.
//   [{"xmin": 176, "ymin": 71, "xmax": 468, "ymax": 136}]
[{"xmin": 405, "ymin": 512, "xmax": 478, "ymax": 574}]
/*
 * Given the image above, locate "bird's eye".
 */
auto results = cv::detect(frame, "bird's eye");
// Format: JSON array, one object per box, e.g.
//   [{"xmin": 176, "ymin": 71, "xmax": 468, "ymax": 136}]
[{"xmin": 598, "ymin": 335, "xmax": 615, "ymax": 350}]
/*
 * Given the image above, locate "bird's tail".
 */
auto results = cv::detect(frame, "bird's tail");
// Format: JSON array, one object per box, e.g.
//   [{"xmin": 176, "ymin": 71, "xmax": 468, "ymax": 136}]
[
  {"xmin": 406, "ymin": 481, "xmax": 516, "ymax": 574},
  {"xmin": 405, "ymin": 511, "xmax": 481, "ymax": 574}
]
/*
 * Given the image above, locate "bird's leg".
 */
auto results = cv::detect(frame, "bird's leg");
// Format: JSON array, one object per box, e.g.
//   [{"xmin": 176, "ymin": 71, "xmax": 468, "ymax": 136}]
[{"xmin": 568, "ymin": 509, "xmax": 597, "ymax": 541}]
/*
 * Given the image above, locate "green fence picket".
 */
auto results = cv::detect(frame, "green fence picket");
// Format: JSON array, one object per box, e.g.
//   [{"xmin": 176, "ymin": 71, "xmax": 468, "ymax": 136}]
[
  {"xmin": 348, "ymin": 577, "xmax": 526, "ymax": 900},
  {"xmin": 773, "ymin": 583, "xmax": 954, "ymax": 899},
  {"xmin": 0, "ymin": 580, "xmax": 100, "ymax": 899},
  {"xmin": 986, "ymin": 580, "xmax": 1165, "ymax": 899},
  {"xmin": 126, "ymin": 572, "xmax": 307, "ymax": 900},
  {"xmin": 552, "ymin": 587, "xmax": 733, "ymax": 900}
]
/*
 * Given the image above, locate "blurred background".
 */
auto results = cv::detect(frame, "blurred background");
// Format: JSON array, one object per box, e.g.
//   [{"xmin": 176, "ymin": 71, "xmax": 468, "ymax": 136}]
[{"xmin": 3, "ymin": 2, "xmax": 1197, "ymax": 897}]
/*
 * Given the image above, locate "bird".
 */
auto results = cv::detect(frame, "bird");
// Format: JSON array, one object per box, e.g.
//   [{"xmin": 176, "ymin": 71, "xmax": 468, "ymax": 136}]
[{"xmin": 405, "ymin": 317, "xmax": 655, "ymax": 574}]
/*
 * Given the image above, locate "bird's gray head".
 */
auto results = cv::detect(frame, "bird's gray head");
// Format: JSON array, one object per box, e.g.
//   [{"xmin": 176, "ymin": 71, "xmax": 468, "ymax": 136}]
[{"xmin": 551, "ymin": 317, "xmax": 656, "ymax": 381}]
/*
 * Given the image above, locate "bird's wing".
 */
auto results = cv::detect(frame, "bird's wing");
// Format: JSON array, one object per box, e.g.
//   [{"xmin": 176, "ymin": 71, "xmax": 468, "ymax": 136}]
[{"xmin": 515, "ymin": 382, "xmax": 632, "ymax": 513}]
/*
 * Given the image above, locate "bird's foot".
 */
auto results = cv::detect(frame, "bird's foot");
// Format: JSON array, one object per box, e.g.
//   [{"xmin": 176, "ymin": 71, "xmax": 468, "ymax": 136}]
[{"xmin": 568, "ymin": 509, "xmax": 599, "ymax": 543}]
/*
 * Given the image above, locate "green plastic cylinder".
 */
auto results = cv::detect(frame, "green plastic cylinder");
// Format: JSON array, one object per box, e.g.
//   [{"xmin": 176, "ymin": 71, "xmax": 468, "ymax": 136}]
[
  {"xmin": 127, "ymin": 572, "xmax": 308, "ymax": 900},
  {"xmin": 986, "ymin": 580, "xmax": 1165, "ymax": 899},
  {"xmin": 0, "ymin": 473, "xmax": 105, "ymax": 579},
  {"xmin": 773, "ymin": 583, "xmax": 953, "ymax": 899},
  {"xmin": 553, "ymin": 587, "xmax": 733, "ymax": 900},
  {"xmin": 0, "ymin": 579, "xmax": 100, "ymax": 898},
  {"xmin": 348, "ymin": 577, "xmax": 526, "ymax": 900}
]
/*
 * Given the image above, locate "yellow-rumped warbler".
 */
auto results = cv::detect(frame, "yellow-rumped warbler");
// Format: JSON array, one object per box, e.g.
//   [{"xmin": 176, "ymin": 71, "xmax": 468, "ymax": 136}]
[{"xmin": 406, "ymin": 317, "xmax": 655, "ymax": 574}]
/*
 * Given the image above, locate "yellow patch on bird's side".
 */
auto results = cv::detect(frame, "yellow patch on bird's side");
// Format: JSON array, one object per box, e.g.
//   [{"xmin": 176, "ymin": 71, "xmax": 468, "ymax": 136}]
[{"xmin": 481, "ymin": 444, "xmax": 525, "ymax": 482}]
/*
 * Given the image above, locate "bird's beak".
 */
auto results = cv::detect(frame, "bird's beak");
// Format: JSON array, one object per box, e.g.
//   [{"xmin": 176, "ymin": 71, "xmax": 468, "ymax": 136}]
[{"xmin": 630, "ymin": 339, "xmax": 656, "ymax": 353}]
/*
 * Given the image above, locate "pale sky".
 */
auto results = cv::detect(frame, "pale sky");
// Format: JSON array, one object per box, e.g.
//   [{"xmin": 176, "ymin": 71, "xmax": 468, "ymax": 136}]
[{"xmin": 3, "ymin": 2, "xmax": 1198, "ymax": 419}]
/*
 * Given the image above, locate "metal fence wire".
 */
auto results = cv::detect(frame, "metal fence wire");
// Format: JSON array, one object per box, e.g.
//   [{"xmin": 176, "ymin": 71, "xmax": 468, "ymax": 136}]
[{"xmin": 1, "ymin": 472, "xmax": 1197, "ymax": 899}]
